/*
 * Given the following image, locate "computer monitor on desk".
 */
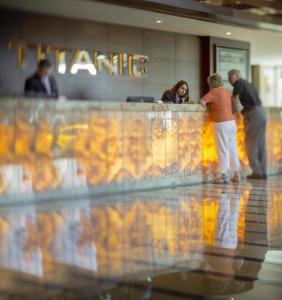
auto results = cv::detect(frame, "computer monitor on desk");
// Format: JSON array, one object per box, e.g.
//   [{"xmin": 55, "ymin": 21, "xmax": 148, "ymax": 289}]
[{"xmin": 126, "ymin": 96, "xmax": 155, "ymax": 103}]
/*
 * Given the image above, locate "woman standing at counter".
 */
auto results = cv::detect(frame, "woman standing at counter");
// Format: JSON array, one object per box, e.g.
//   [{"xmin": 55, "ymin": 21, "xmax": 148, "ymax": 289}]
[
  {"xmin": 200, "ymin": 74, "xmax": 241, "ymax": 184},
  {"xmin": 161, "ymin": 80, "xmax": 190, "ymax": 104}
]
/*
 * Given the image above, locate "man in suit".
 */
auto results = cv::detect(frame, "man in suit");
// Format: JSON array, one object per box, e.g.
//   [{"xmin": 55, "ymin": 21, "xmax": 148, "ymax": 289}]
[{"xmin": 24, "ymin": 59, "xmax": 59, "ymax": 99}]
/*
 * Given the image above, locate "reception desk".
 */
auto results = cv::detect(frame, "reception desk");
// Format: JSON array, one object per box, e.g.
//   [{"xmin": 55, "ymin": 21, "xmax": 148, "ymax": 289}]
[{"xmin": 0, "ymin": 98, "xmax": 281, "ymax": 203}]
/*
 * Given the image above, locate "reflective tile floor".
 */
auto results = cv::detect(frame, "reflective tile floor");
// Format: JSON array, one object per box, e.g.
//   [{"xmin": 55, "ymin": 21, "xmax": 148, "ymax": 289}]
[{"xmin": 0, "ymin": 176, "xmax": 282, "ymax": 299}]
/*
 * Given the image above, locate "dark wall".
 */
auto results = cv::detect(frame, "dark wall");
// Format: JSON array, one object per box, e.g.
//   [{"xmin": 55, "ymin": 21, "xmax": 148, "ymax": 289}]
[{"xmin": 0, "ymin": 9, "xmax": 200, "ymax": 101}]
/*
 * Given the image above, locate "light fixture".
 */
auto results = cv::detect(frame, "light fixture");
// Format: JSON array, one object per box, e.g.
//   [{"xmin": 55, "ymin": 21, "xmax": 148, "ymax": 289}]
[
  {"xmin": 226, "ymin": 32, "xmax": 232, "ymax": 36},
  {"xmin": 156, "ymin": 20, "xmax": 163, "ymax": 24}
]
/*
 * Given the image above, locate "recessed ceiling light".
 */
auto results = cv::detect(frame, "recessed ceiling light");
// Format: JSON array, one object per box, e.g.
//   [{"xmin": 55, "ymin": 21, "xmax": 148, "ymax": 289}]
[
  {"xmin": 156, "ymin": 20, "xmax": 163, "ymax": 24},
  {"xmin": 226, "ymin": 32, "xmax": 232, "ymax": 36}
]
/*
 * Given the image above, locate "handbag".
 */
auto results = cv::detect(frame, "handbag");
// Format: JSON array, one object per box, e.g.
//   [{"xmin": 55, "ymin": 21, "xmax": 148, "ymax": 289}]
[{"xmin": 231, "ymin": 96, "xmax": 243, "ymax": 114}]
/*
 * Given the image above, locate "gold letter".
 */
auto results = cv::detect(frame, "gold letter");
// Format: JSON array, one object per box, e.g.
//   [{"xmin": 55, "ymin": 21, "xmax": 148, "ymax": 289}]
[
  {"xmin": 133, "ymin": 55, "xmax": 149, "ymax": 78},
  {"xmin": 94, "ymin": 52, "xmax": 125, "ymax": 76},
  {"xmin": 127, "ymin": 54, "xmax": 134, "ymax": 77},
  {"xmin": 70, "ymin": 50, "xmax": 97, "ymax": 75},
  {"xmin": 96, "ymin": 52, "xmax": 116, "ymax": 76},
  {"xmin": 7, "ymin": 40, "xmax": 25, "ymax": 68},
  {"xmin": 37, "ymin": 44, "xmax": 52, "ymax": 62},
  {"xmin": 118, "ymin": 53, "xmax": 124, "ymax": 76},
  {"xmin": 55, "ymin": 50, "xmax": 67, "ymax": 74}
]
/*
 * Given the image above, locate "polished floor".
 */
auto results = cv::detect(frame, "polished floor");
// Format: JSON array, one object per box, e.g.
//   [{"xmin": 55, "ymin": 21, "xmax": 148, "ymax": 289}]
[{"xmin": 0, "ymin": 176, "xmax": 282, "ymax": 299}]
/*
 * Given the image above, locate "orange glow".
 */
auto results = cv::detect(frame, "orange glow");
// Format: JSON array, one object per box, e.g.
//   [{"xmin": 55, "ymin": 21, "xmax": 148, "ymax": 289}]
[
  {"xmin": 0, "ymin": 188, "xmax": 252, "ymax": 277},
  {"xmin": 0, "ymin": 108, "xmax": 281, "ymax": 195}
]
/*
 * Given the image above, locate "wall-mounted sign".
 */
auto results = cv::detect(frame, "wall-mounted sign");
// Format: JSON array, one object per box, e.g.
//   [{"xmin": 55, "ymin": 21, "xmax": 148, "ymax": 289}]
[
  {"xmin": 216, "ymin": 46, "xmax": 248, "ymax": 89},
  {"xmin": 7, "ymin": 40, "xmax": 149, "ymax": 78}
]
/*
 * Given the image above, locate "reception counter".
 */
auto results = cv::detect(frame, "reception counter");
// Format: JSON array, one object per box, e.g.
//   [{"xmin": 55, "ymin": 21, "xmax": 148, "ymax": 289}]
[{"xmin": 0, "ymin": 98, "xmax": 282, "ymax": 203}]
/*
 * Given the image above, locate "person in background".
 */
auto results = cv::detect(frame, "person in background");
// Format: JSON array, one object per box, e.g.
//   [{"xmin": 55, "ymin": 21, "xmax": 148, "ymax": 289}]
[
  {"xmin": 24, "ymin": 59, "xmax": 58, "ymax": 99},
  {"xmin": 200, "ymin": 73, "xmax": 241, "ymax": 183},
  {"xmin": 161, "ymin": 80, "xmax": 190, "ymax": 104},
  {"xmin": 228, "ymin": 69, "xmax": 267, "ymax": 180}
]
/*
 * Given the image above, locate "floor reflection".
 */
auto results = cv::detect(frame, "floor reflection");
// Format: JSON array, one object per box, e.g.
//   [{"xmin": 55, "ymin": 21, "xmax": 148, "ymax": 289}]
[{"xmin": 0, "ymin": 176, "xmax": 282, "ymax": 299}]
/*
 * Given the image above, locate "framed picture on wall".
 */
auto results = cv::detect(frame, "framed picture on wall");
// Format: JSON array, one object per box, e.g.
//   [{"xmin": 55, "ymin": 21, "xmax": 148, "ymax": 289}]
[{"xmin": 215, "ymin": 46, "xmax": 249, "ymax": 90}]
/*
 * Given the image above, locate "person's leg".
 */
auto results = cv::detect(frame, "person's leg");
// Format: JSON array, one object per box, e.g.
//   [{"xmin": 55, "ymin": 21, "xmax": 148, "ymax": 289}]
[
  {"xmin": 228, "ymin": 120, "xmax": 241, "ymax": 173},
  {"xmin": 228, "ymin": 121, "xmax": 241, "ymax": 182},
  {"xmin": 244, "ymin": 109, "xmax": 262, "ymax": 176},
  {"xmin": 214, "ymin": 122, "xmax": 230, "ymax": 181},
  {"xmin": 257, "ymin": 107, "xmax": 267, "ymax": 177},
  {"xmin": 259, "ymin": 124, "xmax": 267, "ymax": 176}
]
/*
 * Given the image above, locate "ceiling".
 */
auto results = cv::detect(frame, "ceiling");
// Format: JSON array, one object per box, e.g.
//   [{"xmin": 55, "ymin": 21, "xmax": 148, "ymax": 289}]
[
  {"xmin": 197, "ymin": 0, "xmax": 282, "ymax": 13},
  {"xmin": 196, "ymin": 0, "xmax": 282, "ymax": 14},
  {"xmin": 96, "ymin": 0, "xmax": 282, "ymax": 31},
  {"xmin": 0, "ymin": 0, "xmax": 282, "ymax": 65}
]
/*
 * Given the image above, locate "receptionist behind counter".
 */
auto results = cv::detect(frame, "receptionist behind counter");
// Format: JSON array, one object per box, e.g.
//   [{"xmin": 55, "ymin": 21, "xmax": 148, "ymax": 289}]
[{"xmin": 161, "ymin": 80, "xmax": 193, "ymax": 104}]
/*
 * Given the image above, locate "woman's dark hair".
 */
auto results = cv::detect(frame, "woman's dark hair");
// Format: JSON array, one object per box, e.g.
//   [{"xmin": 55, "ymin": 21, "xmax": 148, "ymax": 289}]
[
  {"xmin": 161, "ymin": 89, "xmax": 173, "ymax": 102},
  {"xmin": 171, "ymin": 80, "xmax": 190, "ymax": 101}
]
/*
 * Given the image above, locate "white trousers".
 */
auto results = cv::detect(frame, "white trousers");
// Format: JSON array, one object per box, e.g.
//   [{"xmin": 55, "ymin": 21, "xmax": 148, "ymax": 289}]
[{"xmin": 214, "ymin": 120, "xmax": 240, "ymax": 174}]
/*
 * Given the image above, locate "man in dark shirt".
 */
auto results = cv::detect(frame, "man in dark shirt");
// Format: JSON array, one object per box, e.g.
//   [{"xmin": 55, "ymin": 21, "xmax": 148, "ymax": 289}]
[
  {"xmin": 24, "ymin": 59, "xmax": 59, "ymax": 99},
  {"xmin": 228, "ymin": 69, "xmax": 267, "ymax": 179}
]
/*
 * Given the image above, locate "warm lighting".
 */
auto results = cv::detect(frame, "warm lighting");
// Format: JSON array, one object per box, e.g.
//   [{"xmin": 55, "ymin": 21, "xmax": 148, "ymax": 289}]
[
  {"xmin": 156, "ymin": 20, "xmax": 163, "ymax": 24},
  {"xmin": 226, "ymin": 31, "xmax": 232, "ymax": 36},
  {"xmin": 0, "ymin": 103, "xmax": 281, "ymax": 195},
  {"xmin": 0, "ymin": 184, "xmax": 255, "ymax": 277}
]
